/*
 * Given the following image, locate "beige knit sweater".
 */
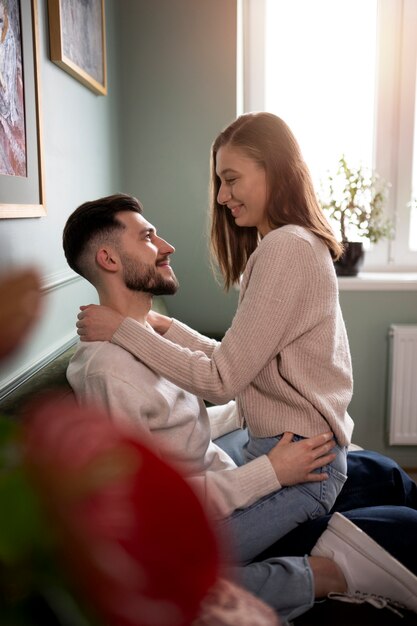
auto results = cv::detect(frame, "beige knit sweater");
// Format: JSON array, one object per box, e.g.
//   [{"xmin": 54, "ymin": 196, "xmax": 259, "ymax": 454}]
[
  {"xmin": 67, "ymin": 342, "xmax": 279, "ymax": 519},
  {"xmin": 113, "ymin": 225, "xmax": 354, "ymax": 446}
]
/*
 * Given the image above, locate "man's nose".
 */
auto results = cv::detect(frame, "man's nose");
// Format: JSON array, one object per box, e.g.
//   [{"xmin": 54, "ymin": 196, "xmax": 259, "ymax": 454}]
[{"xmin": 158, "ymin": 237, "xmax": 175, "ymax": 255}]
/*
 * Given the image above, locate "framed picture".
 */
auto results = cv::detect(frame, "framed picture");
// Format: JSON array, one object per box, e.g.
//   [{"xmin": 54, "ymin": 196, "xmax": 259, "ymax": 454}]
[
  {"xmin": 0, "ymin": 0, "xmax": 46, "ymax": 219},
  {"xmin": 48, "ymin": 0, "xmax": 107, "ymax": 96}
]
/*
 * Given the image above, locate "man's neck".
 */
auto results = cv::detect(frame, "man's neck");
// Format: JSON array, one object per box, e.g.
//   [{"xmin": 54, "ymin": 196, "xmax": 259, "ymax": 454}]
[{"xmin": 99, "ymin": 287, "xmax": 152, "ymax": 326}]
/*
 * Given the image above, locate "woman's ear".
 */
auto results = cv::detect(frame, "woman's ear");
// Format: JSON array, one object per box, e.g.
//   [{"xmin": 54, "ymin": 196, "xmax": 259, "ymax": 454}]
[{"xmin": 96, "ymin": 247, "xmax": 120, "ymax": 273}]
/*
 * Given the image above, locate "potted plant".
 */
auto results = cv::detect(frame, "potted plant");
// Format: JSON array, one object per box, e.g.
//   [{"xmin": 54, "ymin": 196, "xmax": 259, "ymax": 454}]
[{"xmin": 319, "ymin": 155, "xmax": 393, "ymax": 276}]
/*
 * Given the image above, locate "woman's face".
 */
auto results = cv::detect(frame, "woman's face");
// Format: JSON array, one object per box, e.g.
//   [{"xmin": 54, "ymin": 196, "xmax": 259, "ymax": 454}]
[{"xmin": 215, "ymin": 144, "xmax": 270, "ymax": 236}]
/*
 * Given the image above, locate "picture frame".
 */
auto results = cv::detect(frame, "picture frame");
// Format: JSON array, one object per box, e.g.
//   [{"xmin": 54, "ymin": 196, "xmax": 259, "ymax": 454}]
[
  {"xmin": 0, "ymin": 0, "xmax": 46, "ymax": 219},
  {"xmin": 47, "ymin": 0, "xmax": 107, "ymax": 96}
]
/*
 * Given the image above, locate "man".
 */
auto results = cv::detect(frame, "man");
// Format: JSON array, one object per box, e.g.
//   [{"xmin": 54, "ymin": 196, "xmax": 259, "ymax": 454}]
[{"xmin": 63, "ymin": 193, "xmax": 417, "ymax": 623}]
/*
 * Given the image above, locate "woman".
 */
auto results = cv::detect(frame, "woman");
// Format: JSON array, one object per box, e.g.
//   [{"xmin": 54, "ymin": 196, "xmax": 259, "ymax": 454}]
[{"xmin": 77, "ymin": 113, "xmax": 351, "ymax": 552}]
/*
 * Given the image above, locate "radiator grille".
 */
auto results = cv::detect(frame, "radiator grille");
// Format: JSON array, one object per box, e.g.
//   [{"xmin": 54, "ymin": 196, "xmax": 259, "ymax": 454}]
[{"xmin": 388, "ymin": 325, "xmax": 417, "ymax": 445}]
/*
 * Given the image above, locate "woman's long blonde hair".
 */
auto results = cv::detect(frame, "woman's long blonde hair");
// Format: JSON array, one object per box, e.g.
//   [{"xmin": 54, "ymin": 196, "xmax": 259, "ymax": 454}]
[{"xmin": 210, "ymin": 112, "xmax": 343, "ymax": 290}]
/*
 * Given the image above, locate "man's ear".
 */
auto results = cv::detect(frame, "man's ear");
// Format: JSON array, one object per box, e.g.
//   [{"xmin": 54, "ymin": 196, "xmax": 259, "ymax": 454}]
[{"xmin": 95, "ymin": 247, "xmax": 120, "ymax": 273}]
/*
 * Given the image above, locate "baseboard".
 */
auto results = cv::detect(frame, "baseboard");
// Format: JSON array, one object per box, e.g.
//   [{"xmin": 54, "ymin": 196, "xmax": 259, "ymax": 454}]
[{"xmin": 0, "ymin": 334, "xmax": 78, "ymax": 402}]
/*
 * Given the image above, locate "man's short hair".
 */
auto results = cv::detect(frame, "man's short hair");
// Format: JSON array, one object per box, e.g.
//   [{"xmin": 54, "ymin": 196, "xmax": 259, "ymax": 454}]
[{"xmin": 63, "ymin": 193, "xmax": 143, "ymax": 278}]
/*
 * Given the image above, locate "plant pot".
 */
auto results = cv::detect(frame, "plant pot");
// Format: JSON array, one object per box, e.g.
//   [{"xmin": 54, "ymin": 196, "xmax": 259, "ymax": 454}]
[{"xmin": 334, "ymin": 241, "xmax": 364, "ymax": 277}]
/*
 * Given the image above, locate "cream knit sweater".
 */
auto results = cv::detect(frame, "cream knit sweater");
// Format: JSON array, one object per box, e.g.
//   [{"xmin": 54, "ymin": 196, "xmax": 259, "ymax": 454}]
[
  {"xmin": 113, "ymin": 225, "xmax": 354, "ymax": 446},
  {"xmin": 67, "ymin": 342, "xmax": 280, "ymax": 520}
]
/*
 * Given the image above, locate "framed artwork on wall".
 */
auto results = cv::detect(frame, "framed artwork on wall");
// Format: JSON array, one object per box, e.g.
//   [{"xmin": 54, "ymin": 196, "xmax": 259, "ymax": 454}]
[
  {"xmin": 47, "ymin": 0, "xmax": 107, "ymax": 96},
  {"xmin": 0, "ymin": 0, "xmax": 46, "ymax": 219}
]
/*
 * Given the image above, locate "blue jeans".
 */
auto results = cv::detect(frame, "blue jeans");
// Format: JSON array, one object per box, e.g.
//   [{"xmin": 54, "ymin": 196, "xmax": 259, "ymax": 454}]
[
  {"xmin": 256, "ymin": 451, "xmax": 417, "ymax": 574},
  {"xmin": 218, "ymin": 433, "xmax": 347, "ymax": 564},
  {"xmin": 215, "ymin": 429, "xmax": 417, "ymax": 623}
]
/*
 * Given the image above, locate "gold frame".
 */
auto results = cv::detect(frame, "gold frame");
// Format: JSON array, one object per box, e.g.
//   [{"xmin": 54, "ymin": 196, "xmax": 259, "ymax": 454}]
[
  {"xmin": 0, "ymin": 0, "xmax": 46, "ymax": 219},
  {"xmin": 48, "ymin": 0, "xmax": 107, "ymax": 96}
]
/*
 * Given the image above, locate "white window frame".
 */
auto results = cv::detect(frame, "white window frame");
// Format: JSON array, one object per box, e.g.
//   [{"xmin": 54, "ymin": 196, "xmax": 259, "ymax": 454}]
[{"xmin": 238, "ymin": 0, "xmax": 417, "ymax": 272}]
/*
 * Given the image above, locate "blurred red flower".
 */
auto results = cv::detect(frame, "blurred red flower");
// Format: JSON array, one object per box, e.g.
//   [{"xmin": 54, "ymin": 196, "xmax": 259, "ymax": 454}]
[{"xmin": 23, "ymin": 394, "xmax": 220, "ymax": 626}]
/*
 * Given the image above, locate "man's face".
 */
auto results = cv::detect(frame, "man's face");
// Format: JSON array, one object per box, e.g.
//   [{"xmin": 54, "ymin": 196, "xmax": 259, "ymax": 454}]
[{"xmin": 115, "ymin": 211, "xmax": 179, "ymax": 296}]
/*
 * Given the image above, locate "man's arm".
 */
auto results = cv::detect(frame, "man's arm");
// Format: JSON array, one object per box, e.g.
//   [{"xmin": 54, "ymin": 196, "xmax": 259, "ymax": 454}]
[
  {"xmin": 188, "ymin": 451, "xmax": 280, "ymax": 520},
  {"xmin": 72, "ymin": 370, "xmax": 280, "ymax": 519}
]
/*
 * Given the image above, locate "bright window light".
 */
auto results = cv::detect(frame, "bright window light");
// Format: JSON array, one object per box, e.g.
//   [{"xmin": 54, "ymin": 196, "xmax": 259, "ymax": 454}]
[
  {"xmin": 410, "ymin": 61, "xmax": 417, "ymax": 251},
  {"xmin": 264, "ymin": 0, "xmax": 378, "ymax": 189},
  {"xmin": 242, "ymin": 0, "xmax": 417, "ymax": 267}
]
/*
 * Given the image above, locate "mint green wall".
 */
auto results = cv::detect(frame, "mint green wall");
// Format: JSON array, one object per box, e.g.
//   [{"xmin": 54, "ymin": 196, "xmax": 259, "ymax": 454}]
[
  {"xmin": 340, "ymin": 291, "xmax": 417, "ymax": 466},
  {"xmin": 117, "ymin": 0, "xmax": 239, "ymax": 335},
  {"xmin": 0, "ymin": 0, "xmax": 120, "ymax": 392}
]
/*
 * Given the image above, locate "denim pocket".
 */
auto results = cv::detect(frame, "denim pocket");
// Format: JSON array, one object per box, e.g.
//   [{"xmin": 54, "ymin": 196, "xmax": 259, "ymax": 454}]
[
  {"xmin": 298, "ymin": 444, "xmax": 347, "ymax": 514},
  {"xmin": 245, "ymin": 433, "xmax": 348, "ymax": 516}
]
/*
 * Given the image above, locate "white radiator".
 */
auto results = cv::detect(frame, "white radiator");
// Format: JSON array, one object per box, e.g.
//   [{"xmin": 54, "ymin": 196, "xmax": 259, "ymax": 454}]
[{"xmin": 388, "ymin": 325, "xmax": 417, "ymax": 445}]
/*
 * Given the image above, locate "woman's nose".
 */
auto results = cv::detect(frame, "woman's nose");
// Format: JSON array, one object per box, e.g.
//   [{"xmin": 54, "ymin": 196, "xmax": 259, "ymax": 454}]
[{"xmin": 217, "ymin": 183, "xmax": 231, "ymax": 205}]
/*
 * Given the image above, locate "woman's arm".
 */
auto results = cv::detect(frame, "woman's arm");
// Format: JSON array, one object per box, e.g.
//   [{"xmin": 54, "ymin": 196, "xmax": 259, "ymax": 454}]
[
  {"xmin": 147, "ymin": 308, "xmax": 220, "ymax": 357},
  {"xmin": 164, "ymin": 318, "xmax": 219, "ymax": 357},
  {"xmin": 77, "ymin": 234, "xmax": 319, "ymax": 404}
]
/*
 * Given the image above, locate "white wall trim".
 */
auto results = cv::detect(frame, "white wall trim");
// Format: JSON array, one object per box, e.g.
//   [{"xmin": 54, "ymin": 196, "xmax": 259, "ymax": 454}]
[{"xmin": 41, "ymin": 269, "xmax": 81, "ymax": 294}]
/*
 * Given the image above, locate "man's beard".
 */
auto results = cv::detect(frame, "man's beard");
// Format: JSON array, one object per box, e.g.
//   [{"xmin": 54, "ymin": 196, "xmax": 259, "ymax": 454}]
[{"xmin": 121, "ymin": 254, "xmax": 179, "ymax": 296}]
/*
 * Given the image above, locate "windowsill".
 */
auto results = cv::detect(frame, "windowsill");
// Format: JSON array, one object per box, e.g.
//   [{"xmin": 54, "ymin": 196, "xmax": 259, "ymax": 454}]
[{"xmin": 338, "ymin": 272, "xmax": 417, "ymax": 291}]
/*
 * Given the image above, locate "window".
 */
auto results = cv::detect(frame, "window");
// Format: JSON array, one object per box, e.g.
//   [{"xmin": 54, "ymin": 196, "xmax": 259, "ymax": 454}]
[
  {"xmin": 410, "ymin": 43, "xmax": 417, "ymax": 251},
  {"xmin": 238, "ymin": 0, "xmax": 417, "ymax": 270}
]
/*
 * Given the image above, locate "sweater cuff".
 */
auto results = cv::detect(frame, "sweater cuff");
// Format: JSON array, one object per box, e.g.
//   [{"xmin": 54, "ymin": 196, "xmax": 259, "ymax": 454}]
[{"xmin": 237, "ymin": 454, "xmax": 281, "ymax": 502}]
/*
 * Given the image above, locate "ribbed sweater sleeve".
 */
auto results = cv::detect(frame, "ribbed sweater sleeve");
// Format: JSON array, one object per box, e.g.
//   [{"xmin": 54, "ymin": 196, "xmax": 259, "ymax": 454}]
[{"xmin": 164, "ymin": 319, "xmax": 219, "ymax": 356}]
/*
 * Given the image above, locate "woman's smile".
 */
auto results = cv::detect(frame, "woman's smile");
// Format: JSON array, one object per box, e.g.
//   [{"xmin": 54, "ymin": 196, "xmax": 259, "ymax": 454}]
[{"xmin": 230, "ymin": 204, "xmax": 244, "ymax": 218}]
